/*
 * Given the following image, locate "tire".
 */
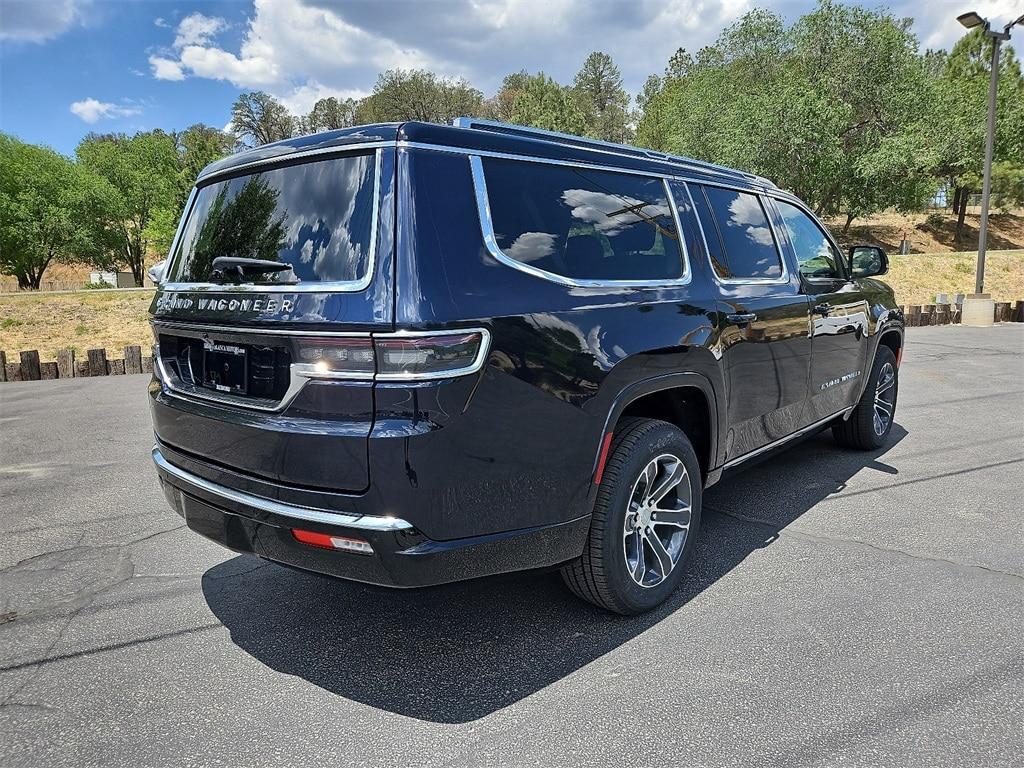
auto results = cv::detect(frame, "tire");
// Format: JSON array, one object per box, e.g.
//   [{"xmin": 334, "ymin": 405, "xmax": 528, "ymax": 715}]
[
  {"xmin": 832, "ymin": 345, "xmax": 899, "ymax": 450},
  {"xmin": 561, "ymin": 418, "xmax": 702, "ymax": 615}
]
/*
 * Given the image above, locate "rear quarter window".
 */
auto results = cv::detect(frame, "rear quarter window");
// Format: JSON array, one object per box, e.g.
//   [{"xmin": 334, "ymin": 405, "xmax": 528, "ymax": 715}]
[{"xmin": 479, "ymin": 157, "xmax": 685, "ymax": 283}]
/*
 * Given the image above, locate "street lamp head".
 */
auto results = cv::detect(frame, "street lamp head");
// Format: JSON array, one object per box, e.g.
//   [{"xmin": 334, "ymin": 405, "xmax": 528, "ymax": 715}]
[{"xmin": 957, "ymin": 11, "xmax": 987, "ymax": 29}]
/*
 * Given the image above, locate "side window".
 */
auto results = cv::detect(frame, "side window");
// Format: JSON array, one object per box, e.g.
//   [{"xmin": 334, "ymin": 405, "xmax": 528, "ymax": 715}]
[
  {"xmin": 480, "ymin": 157, "xmax": 684, "ymax": 282},
  {"xmin": 775, "ymin": 200, "xmax": 846, "ymax": 280},
  {"xmin": 698, "ymin": 185, "xmax": 783, "ymax": 280}
]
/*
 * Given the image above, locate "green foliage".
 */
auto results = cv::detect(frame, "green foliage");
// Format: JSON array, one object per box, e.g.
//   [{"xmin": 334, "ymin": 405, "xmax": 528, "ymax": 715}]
[
  {"xmin": 356, "ymin": 70, "xmax": 484, "ymax": 124},
  {"xmin": 186, "ymin": 178, "xmax": 287, "ymax": 280},
  {"xmin": 572, "ymin": 52, "xmax": 632, "ymax": 142},
  {"xmin": 301, "ymin": 97, "xmax": 359, "ymax": 133},
  {"xmin": 76, "ymin": 130, "xmax": 180, "ymax": 286},
  {"xmin": 0, "ymin": 133, "xmax": 118, "ymax": 289},
  {"xmin": 144, "ymin": 124, "xmax": 235, "ymax": 256},
  {"xmin": 488, "ymin": 71, "xmax": 589, "ymax": 135},
  {"xmin": 231, "ymin": 91, "xmax": 296, "ymax": 147},
  {"xmin": 636, "ymin": 1, "xmax": 940, "ymax": 220}
]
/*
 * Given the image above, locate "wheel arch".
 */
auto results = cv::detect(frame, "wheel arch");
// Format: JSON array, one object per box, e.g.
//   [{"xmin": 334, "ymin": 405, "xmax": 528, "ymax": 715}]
[
  {"xmin": 590, "ymin": 373, "xmax": 721, "ymax": 494},
  {"xmin": 876, "ymin": 325, "xmax": 904, "ymax": 365}
]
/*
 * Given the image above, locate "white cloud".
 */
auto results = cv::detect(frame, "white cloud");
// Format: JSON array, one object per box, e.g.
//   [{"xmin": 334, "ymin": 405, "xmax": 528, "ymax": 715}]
[
  {"xmin": 147, "ymin": 0, "xmax": 448, "ymax": 100},
  {"xmin": 894, "ymin": 0, "xmax": 1020, "ymax": 50},
  {"xmin": 173, "ymin": 12, "xmax": 227, "ymax": 49},
  {"xmin": 0, "ymin": 0, "xmax": 89, "ymax": 42},
  {"xmin": 69, "ymin": 98, "xmax": 142, "ymax": 124},
  {"xmin": 278, "ymin": 82, "xmax": 369, "ymax": 115},
  {"xmin": 145, "ymin": 0, "xmax": 987, "ymax": 121},
  {"xmin": 149, "ymin": 56, "xmax": 185, "ymax": 81},
  {"xmin": 177, "ymin": 44, "xmax": 280, "ymax": 87}
]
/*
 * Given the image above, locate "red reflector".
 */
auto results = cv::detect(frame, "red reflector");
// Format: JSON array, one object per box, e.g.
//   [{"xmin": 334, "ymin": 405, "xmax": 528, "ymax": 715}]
[
  {"xmin": 292, "ymin": 529, "xmax": 373, "ymax": 555},
  {"xmin": 593, "ymin": 431, "xmax": 615, "ymax": 485},
  {"xmin": 895, "ymin": 346, "xmax": 903, "ymax": 367}
]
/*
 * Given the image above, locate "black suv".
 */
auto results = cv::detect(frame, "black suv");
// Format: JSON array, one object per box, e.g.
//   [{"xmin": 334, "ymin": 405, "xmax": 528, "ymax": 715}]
[{"xmin": 149, "ymin": 119, "xmax": 903, "ymax": 614}]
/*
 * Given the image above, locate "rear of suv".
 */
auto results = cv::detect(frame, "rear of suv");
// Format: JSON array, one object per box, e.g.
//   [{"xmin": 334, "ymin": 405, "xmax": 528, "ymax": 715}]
[{"xmin": 150, "ymin": 119, "xmax": 903, "ymax": 614}]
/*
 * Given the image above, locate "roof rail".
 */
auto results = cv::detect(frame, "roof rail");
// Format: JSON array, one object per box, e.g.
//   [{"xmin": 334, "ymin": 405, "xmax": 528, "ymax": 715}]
[{"xmin": 451, "ymin": 117, "xmax": 776, "ymax": 188}]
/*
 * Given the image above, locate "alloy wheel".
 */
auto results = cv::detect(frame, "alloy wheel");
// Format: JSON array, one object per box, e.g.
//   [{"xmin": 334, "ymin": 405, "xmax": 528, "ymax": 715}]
[
  {"xmin": 873, "ymin": 362, "xmax": 896, "ymax": 436},
  {"xmin": 622, "ymin": 453, "xmax": 692, "ymax": 588}
]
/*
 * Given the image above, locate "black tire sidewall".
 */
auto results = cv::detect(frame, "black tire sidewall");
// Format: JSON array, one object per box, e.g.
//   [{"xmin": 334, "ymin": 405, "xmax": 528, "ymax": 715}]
[
  {"xmin": 598, "ymin": 423, "xmax": 702, "ymax": 614},
  {"xmin": 862, "ymin": 345, "xmax": 899, "ymax": 448}
]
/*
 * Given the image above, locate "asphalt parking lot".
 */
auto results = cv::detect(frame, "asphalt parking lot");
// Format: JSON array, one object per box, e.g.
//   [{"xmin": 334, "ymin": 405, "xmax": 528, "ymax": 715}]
[{"xmin": 1, "ymin": 324, "xmax": 1022, "ymax": 767}]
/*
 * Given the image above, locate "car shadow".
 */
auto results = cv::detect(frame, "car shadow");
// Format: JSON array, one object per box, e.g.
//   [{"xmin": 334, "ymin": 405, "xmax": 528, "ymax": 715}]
[{"xmin": 202, "ymin": 425, "xmax": 907, "ymax": 723}]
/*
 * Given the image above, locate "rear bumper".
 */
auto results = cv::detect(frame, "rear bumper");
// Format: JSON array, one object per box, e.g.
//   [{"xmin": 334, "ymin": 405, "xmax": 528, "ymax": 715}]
[{"xmin": 154, "ymin": 447, "xmax": 590, "ymax": 587}]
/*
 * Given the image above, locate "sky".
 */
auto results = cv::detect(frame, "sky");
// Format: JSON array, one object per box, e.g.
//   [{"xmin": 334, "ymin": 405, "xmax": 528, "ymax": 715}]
[{"xmin": 0, "ymin": 0, "xmax": 1020, "ymax": 155}]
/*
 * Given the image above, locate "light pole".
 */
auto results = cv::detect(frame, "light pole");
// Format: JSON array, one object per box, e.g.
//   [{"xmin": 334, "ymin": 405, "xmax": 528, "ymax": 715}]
[{"xmin": 956, "ymin": 11, "xmax": 1024, "ymax": 296}]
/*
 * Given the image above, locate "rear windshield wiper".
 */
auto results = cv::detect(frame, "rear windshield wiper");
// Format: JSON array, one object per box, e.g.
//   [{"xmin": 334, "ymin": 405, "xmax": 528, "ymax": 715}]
[{"xmin": 210, "ymin": 257, "xmax": 298, "ymax": 284}]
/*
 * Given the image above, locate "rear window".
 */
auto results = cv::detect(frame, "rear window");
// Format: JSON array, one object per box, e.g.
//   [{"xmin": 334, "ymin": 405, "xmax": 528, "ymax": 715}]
[
  {"xmin": 480, "ymin": 157, "xmax": 684, "ymax": 282},
  {"xmin": 167, "ymin": 152, "xmax": 378, "ymax": 285},
  {"xmin": 694, "ymin": 185, "xmax": 783, "ymax": 280}
]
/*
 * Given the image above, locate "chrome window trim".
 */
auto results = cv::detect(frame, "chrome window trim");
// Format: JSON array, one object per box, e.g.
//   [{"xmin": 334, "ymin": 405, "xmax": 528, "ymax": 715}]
[
  {"xmin": 162, "ymin": 149, "xmax": 383, "ymax": 294},
  {"xmin": 450, "ymin": 117, "xmax": 776, "ymax": 188},
  {"xmin": 152, "ymin": 322, "xmax": 492, "ymax": 411},
  {"xmin": 682, "ymin": 182, "xmax": 791, "ymax": 287},
  {"xmin": 402, "ymin": 141, "xmax": 784, "ymax": 196},
  {"xmin": 766, "ymin": 194, "xmax": 851, "ymax": 282},
  {"xmin": 153, "ymin": 446, "xmax": 414, "ymax": 531},
  {"xmin": 196, "ymin": 140, "xmax": 392, "ymax": 183},
  {"xmin": 155, "ymin": 186, "xmax": 197, "ymax": 287},
  {"xmin": 468, "ymin": 154, "xmax": 692, "ymax": 289}
]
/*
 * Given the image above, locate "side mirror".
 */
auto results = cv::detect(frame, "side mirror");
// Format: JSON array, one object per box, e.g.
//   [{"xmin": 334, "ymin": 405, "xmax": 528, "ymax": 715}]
[
  {"xmin": 147, "ymin": 259, "xmax": 167, "ymax": 286},
  {"xmin": 848, "ymin": 245, "xmax": 888, "ymax": 279}
]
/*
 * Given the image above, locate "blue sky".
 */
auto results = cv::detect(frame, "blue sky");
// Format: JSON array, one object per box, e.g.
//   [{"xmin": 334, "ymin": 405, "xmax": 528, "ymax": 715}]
[{"xmin": 0, "ymin": 0, "xmax": 1016, "ymax": 156}]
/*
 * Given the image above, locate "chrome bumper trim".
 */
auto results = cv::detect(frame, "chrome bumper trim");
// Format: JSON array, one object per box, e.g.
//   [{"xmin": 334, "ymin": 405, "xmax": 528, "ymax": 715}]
[{"xmin": 152, "ymin": 447, "xmax": 414, "ymax": 532}]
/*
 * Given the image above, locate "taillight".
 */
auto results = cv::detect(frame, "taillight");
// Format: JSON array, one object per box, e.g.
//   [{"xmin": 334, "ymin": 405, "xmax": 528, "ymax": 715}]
[
  {"xmin": 295, "ymin": 337, "xmax": 375, "ymax": 378},
  {"xmin": 295, "ymin": 330, "xmax": 489, "ymax": 382}
]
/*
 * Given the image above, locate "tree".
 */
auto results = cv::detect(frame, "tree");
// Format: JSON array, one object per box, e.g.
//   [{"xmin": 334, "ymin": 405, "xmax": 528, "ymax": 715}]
[
  {"xmin": 635, "ymin": 75, "xmax": 672, "ymax": 151},
  {"xmin": 301, "ymin": 97, "xmax": 359, "ymax": 134},
  {"xmin": 0, "ymin": 134, "xmax": 117, "ymax": 289},
  {"xmin": 488, "ymin": 71, "xmax": 589, "ymax": 135},
  {"xmin": 929, "ymin": 29, "xmax": 1024, "ymax": 240},
  {"xmin": 231, "ymin": 91, "xmax": 296, "ymax": 147},
  {"xmin": 145, "ymin": 124, "xmax": 236, "ymax": 256},
  {"xmin": 76, "ymin": 130, "xmax": 179, "ymax": 286},
  {"xmin": 640, "ymin": 1, "xmax": 936, "ymax": 223},
  {"xmin": 572, "ymin": 52, "xmax": 632, "ymax": 142},
  {"xmin": 356, "ymin": 70, "xmax": 484, "ymax": 124}
]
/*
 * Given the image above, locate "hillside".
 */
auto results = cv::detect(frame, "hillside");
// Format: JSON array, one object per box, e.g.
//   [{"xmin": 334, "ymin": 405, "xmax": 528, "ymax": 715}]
[{"xmin": 825, "ymin": 210, "xmax": 1024, "ymax": 253}]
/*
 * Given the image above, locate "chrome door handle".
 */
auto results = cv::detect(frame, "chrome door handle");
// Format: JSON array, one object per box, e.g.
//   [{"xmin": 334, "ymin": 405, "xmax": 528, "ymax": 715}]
[
  {"xmin": 726, "ymin": 312, "xmax": 757, "ymax": 324},
  {"xmin": 813, "ymin": 303, "xmax": 831, "ymax": 316}
]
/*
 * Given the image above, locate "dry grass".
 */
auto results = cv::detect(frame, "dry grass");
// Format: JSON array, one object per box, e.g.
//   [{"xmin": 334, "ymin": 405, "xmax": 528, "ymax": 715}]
[
  {"xmin": 886, "ymin": 250, "xmax": 1024, "ymax": 305},
  {"xmin": 0, "ymin": 289, "xmax": 154, "ymax": 360},
  {"xmin": 826, "ymin": 210, "xmax": 1024, "ymax": 253},
  {"xmin": 0, "ymin": 251, "xmax": 1022, "ymax": 361}
]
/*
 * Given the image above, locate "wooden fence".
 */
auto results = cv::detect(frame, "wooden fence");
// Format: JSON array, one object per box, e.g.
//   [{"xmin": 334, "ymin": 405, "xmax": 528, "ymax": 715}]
[
  {"xmin": 1, "ymin": 345, "xmax": 153, "ymax": 383},
  {"xmin": 1, "ymin": 300, "xmax": 1022, "ymax": 383},
  {"xmin": 900, "ymin": 299, "xmax": 1024, "ymax": 327}
]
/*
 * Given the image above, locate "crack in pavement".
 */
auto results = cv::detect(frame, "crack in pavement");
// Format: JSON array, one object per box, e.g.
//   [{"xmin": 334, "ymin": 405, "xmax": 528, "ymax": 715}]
[
  {"xmin": 708, "ymin": 507, "xmax": 1024, "ymax": 582},
  {"xmin": 0, "ymin": 622, "xmax": 225, "ymax": 674},
  {"xmin": 820, "ymin": 457, "xmax": 1024, "ymax": 500},
  {"xmin": 0, "ymin": 560, "xmax": 270, "ymax": 675}
]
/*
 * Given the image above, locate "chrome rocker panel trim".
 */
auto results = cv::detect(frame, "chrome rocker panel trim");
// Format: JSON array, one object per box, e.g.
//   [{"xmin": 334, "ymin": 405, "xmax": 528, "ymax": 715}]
[
  {"xmin": 721, "ymin": 408, "xmax": 854, "ymax": 471},
  {"xmin": 152, "ymin": 446, "xmax": 414, "ymax": 531}
]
